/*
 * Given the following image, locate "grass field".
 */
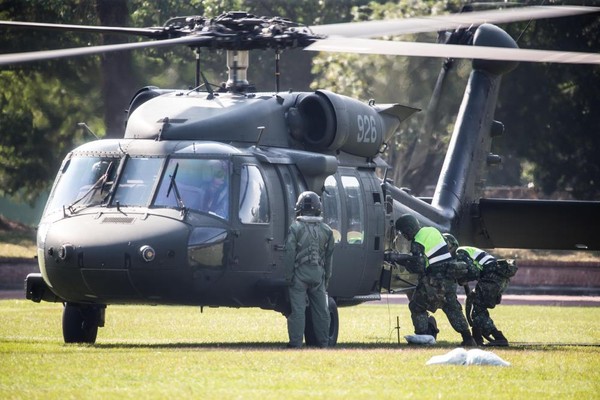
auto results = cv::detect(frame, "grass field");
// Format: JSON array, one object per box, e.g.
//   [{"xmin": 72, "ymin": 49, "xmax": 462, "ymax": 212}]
[{"xmin": 1, "ymin": 300, "xmax": 598, "ymax": 399}]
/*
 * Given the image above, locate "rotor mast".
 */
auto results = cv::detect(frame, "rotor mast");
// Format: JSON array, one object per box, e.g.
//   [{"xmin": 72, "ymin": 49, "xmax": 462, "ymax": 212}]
[{"xmin": 226, "ymin": 50, "xmax": 249, "ymax": 91}]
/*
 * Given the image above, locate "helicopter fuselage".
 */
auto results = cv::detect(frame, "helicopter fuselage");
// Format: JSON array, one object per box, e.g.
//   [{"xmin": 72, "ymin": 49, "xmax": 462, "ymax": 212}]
[
  {"xmin": 36, "ymin": 140, "xmax": 397, "ymax": 310},
  {"xmin": 32, "ymin": 89, "xmax": 416, "ymax": 312}
]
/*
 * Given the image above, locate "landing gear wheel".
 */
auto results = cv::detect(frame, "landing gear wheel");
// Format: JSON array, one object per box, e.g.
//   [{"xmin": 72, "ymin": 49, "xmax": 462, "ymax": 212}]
[
  {"xmin": 304, "ymin": 296, "xmax": 339, "ymax": 347},
  {"xmin": 62, "ymin": 303, "xmax": 102, "ymax": 344}
]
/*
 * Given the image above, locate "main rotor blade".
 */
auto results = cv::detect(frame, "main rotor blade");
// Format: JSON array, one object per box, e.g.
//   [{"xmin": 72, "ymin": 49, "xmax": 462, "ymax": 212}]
[
  {"xmin": 306, "ymin": 37, "xmax": 600, "ymax": 65},
  {"xmin": 0, "ymin": 20, "xmax": 163, "ymax": 38},
  {"xmin": 310, "ymin": 6, "xmax": 599, "ymax": 38},
  {"xmin": 0, "ymin": 36, "xmax": 208, "ymax": 66}
]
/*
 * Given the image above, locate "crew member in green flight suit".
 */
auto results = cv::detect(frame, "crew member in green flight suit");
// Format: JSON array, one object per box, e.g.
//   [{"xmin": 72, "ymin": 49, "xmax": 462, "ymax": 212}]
[{"xmin": 284, "ymin": 191, "xmax": 335, "ymax": 349}]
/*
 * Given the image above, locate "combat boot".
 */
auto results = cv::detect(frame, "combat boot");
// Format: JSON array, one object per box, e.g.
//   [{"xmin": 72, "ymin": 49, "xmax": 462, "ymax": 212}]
[
  {"xmin": 487, "ymin": 329, "xmax": 509, "ymax": 347},
  {"xmin": 427, "ymin": 316, "xmax": 439, "ymax": 340},
  {"xmin": 471, "ymin": 327, "xmax": 484, "ymax": 346},
  {"xmin": 460, "ymin": 331, "xmax": 477, "ymax": 347}
]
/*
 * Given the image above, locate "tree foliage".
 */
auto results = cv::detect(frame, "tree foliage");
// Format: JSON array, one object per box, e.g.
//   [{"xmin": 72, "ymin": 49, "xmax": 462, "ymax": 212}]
[
  {"xmin": 0, "ymin": 0, "xmax": 362, "ymax": 204},
  {"xmin": 311, "ymin": 0, "xmax": 466, "ymax": 193},
  {"xmin": 0, "ymin": 0, "xmax": 598, "ymax": 205},
  {"xmin": 493, "ymin": 11, "xmax": 600, "ymax": 200},
  {"xmin": 0, "ymin": 0, "xmax": 103, "ymax": 203}
]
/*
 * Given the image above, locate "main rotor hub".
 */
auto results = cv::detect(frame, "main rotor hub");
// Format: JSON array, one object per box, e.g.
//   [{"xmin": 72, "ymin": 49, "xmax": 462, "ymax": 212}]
[{"xmin": 158, "ymin": 11, "xmax": 322, "ymax": 51}]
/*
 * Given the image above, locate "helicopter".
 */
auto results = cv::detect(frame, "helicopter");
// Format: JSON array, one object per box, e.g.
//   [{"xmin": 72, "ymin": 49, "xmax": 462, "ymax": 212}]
[{"xmin": 1, "ymin": 5, "xmax": 599, "ymax": 346}]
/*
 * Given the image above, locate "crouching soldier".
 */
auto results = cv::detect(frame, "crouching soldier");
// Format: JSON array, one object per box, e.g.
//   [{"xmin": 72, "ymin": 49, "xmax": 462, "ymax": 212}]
[
  {"xmin": 385, "ymin": 214, "xmax": 476, "ymax": 347},
  {"xmin": 443, "ymin": 234, "xmax": 518, "ymax": 347}
]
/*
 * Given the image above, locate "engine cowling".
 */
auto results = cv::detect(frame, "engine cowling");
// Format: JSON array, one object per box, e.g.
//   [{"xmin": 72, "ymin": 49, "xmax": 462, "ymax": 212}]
[{"xmin": 288, "ymin": 90, "xmax": 408, "ymax": 158}]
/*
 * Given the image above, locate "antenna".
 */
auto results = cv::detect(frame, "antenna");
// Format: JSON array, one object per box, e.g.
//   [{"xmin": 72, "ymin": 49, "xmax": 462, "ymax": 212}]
[
  {"xmin": 275, "ymin": 49, "xmax": 281, "ymax": 93},
  {"xmin": 77, "ymin": 122, "xmax": 99, "ymax": 140},
  {"xmin": 194, "ymin": 48, "xmax": 201, "ymax": 89},
  {"xmin": 255, "ymin": 126, "xmax": 266, "ymax": 148}
]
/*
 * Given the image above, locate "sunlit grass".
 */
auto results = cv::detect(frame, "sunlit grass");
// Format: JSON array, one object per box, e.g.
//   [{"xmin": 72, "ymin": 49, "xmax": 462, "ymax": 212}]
[
  {"xmin": 0, "ymin": 229, "xmax": 36, "ymax": 259},
  {"xmin": 1, "ymin": 300, "xmax": 598, "ymax": 399}
]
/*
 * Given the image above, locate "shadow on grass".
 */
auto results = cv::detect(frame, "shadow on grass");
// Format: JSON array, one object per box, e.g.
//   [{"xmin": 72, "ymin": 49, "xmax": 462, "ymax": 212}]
[
  {"xmin": 93, "ymin": 341, "xmax": 402, "ymax": 350},
  {"xmin": 93, "ymin": 340, "xmax": 599, "ymax": 350}
]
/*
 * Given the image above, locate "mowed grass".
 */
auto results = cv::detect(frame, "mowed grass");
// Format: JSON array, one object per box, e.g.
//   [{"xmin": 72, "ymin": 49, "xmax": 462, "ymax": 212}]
[{"xmin": 1, "ymin": 300, "xmax": 599, "ymax": 400}]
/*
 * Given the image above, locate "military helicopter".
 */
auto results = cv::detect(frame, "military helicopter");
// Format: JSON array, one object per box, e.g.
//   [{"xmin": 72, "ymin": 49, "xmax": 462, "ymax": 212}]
[{"xmin": 1, "ymin": 5, "xmax": 599, "ymax": 345}]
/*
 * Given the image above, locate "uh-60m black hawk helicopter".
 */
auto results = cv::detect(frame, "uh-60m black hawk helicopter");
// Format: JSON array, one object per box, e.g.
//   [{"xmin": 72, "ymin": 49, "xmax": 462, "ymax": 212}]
[{"xmin": 1, "ymin": 5, "xmax": 599, "ymax": 345}]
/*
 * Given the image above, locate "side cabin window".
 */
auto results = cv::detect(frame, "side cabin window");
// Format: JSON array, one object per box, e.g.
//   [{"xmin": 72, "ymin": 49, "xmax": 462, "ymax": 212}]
[
  {"xmin": 154, "ymin": 158, "xmax": 230, "ymax": 220},
  {"xmin": 239, "ymin": 165, "xmax": 270, "ymax": 224},
  {"xmin": 322, "ymin": 175, "xmax": 341, "ymax": 243},
  {"xmin": 341, "ymin": 175, "xmax": 364, "ymax": 245},
  {"xmin": 44, "ymin": 155, "xmax": 119, "ymax": 215}
]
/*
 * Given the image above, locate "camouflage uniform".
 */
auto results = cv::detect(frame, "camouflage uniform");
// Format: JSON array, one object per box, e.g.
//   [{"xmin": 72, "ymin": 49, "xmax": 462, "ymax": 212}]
[
  {"xmin": 388, "ymin": 215, "xmax": 474, "ymax": 346},
  {"xmin": 284, "ymin": 215, "xmax": 335, "ymax": 348},
  {"xmin": 456, "ymin": 246, "xmax": 517, "ymax": 346},
  {"xmin": 407, "ymin": 231, "xmax": 471, "ymax": 337}
]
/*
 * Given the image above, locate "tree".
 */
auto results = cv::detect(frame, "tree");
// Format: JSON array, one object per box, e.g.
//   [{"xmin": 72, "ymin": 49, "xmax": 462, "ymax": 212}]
[
  {"xmin": 311, "ymin": 0, "xmax": 465, "ymax": 193},
  {"xmin": 311, "ymin": 0, "xmax": 600, "ymax": 200},
  {"xmin": 96, "ymin": 0, "xmax": 137, "ymax": 138},
  {"xmin": 3, "ymin": 0, "xmax": 596, "ymax": 204},
  {"xmin": 493, "ymin": 11, "xmax": 600, "ymax": 200},
  {"xmin": 0, "ymin": 1, "xmax": 103, "ymax": 203}
]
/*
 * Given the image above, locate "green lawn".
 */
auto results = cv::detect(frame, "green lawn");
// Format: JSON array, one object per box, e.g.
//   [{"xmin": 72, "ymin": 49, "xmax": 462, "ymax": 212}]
[
  {"xmin": 0, "ymin": 229, "xmax": 36, "ymax": 259},
  {"xmin": 0, "ymin": 300, "xmax": 598, "ymax": 399}
]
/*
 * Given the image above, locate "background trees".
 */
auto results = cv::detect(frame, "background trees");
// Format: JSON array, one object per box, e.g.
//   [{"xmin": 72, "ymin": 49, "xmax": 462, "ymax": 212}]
[
  {"xmin": 494, "ymin": 11, "xmax": 600, "ymax": 200},
  {"xmin": 0, "ymin": 0, "xmax": 598, "ymax": 208}
]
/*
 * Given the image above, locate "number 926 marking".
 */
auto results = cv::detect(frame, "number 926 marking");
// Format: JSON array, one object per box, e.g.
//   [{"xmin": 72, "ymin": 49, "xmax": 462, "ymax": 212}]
[{"xmin": 357, "ymin": 115, "xmax": 377, "ymax": 143}]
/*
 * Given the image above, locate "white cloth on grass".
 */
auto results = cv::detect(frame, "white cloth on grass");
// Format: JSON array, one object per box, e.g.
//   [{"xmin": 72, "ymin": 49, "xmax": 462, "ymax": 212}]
[
  {"xmin": 404, "ymin": 334, "xmax": 436, "ymax": 345},
  {"xmin": 426, "ymin": 348, "xmax": 510, "ymax": 366}
]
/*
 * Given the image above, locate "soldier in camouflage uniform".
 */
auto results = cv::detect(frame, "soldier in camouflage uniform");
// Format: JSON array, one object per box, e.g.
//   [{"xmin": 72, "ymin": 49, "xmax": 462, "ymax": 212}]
[
  {"xmin": 386, "ymin": 214, "xmax": 476, "ymax": 346},
  {"xmin": 284, "ymin": 191, "xmax": 335, "ymax": 349},
  {"xmin": 444, "ymin": 234, "xmax": 517, "ymax": 347}
]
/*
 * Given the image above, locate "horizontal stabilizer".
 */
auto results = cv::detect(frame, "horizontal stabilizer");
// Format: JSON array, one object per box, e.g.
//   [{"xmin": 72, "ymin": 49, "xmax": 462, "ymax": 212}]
[
  {"xmin": 473, "ymin": 198, "xmax": 600, "ymax": 250},
  {"xmin": 376, "ymin": 104, "xmax": 420, "ymax": 123}
]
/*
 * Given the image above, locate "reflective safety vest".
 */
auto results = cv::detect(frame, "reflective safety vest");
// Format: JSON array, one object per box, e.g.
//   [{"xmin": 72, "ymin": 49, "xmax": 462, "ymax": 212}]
[
  {"xmin": 414, "ymin": 227, "xmax": 452, "ymax": 267},
  {"xmin": 459, "ymin": 246, "xmax": 496, "ymax": 270}
]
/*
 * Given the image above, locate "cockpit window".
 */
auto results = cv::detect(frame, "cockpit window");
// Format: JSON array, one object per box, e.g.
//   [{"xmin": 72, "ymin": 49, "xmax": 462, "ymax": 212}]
[
  {"xmin": 112, "ymin": 157, "xmax": 163, "ymax": 207},
  {"xmin": 239, "ymin": 165, "xmax": 269, "ymax": 224},
  {"xmin": 154, "ymin": 158, "xmax": 230, "ymax": 220},
  {"xmin": 44, "ymin": 156, "xmax": 119, "ymax": 215}
]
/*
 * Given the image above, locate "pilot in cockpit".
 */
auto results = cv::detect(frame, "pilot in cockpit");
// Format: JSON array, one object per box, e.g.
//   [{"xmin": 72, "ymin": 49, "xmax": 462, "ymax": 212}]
[{"xmin": 200, "ymin": 161, "xmax": 229, "ymax": 219}]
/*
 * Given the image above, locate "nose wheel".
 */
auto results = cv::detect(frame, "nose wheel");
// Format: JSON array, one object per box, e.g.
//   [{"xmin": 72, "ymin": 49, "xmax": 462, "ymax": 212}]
[{"xmin": 62, "ymin": 303, "xmax": 105, "ymax": 344}]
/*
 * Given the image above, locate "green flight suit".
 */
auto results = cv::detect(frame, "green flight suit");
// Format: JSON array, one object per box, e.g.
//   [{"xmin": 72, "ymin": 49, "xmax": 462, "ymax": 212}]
[{"xmin": 284, "ymin": 215, "xmax": 335, "ymax": 348}]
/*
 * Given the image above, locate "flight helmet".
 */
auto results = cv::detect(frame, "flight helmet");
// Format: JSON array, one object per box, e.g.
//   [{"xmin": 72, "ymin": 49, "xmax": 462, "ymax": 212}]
[{"xmin": 295, "ymin": 191, "xmax": 322, "ymax": 216}]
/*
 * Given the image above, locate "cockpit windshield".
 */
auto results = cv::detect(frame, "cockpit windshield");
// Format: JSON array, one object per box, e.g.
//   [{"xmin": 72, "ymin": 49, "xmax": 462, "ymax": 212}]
[
  {"xmin": 112, "ymin": 157, "xmax": 162, "ymax": 206},
  {"xmin": 43, "ymin": 154, "xmax": 231, "ymax": 220},
  {"xmin": 44, "ymin": 156, "xmax": 118, "ymax": 215},
  {"xmin": 154, "ymin": 158, "xmax": 230, "ymax": 220}
]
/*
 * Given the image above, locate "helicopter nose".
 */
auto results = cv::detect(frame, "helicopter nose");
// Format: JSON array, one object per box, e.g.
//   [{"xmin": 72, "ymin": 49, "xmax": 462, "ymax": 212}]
[{"xmin": 41, "ymin": 213, "xmax": 190, "ymax": 302}]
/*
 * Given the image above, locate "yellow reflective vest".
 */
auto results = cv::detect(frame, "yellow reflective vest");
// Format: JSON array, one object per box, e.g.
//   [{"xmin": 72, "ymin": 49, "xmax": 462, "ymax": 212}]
[{"xmin": 414, "ymin": 227, "xmax": 452, "ymax": 267}]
